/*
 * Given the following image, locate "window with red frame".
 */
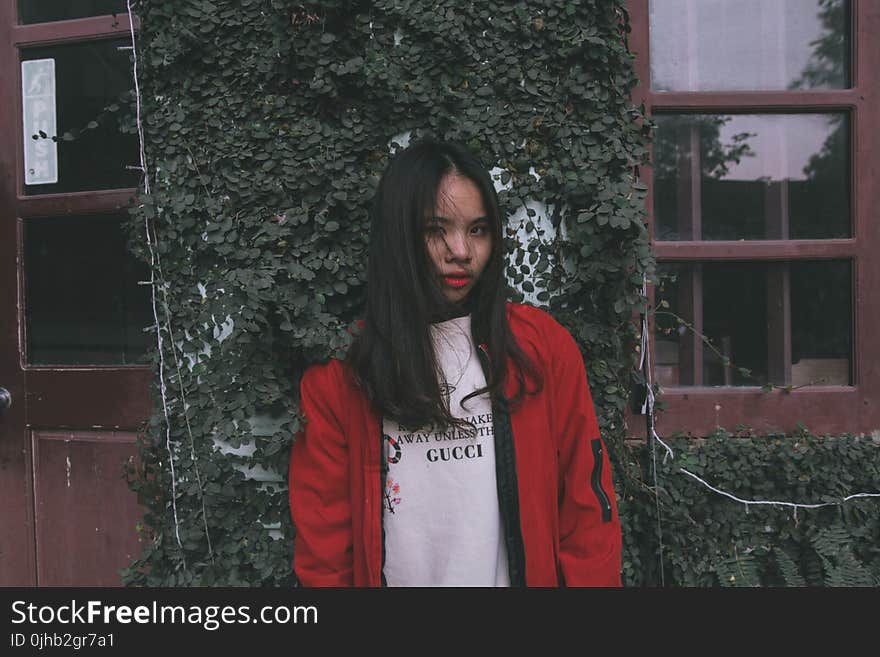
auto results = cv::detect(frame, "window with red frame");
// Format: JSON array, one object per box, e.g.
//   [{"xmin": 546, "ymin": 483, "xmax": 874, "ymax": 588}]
[{"xmin": 627, "ymin": 0, "xmax": 880, "ymax": 436}]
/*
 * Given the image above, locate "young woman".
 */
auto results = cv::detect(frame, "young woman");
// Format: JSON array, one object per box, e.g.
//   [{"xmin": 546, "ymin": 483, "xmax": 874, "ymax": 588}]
[{"xmin": 289, "ymin": 138, "xmax": 622, "ymax": 586}]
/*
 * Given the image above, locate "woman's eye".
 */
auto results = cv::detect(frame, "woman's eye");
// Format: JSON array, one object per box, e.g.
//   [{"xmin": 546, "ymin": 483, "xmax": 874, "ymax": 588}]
[{"xmin": 470, "ymin": 225, "xmax": 487, "ymax": 236}]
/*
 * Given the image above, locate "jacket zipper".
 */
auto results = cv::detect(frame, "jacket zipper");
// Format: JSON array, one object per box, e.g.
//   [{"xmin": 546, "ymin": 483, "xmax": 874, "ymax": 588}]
[
  {"xmin": 590, "ymin": 438, "xmax": 613, "ymax": 522},
  {"xmin": 477, "ymin": 343, "xmax": 527, "ymax": 587},
  {"xmin": 378, "ymin": 414, "xmax": 387, "ymax": 587}
]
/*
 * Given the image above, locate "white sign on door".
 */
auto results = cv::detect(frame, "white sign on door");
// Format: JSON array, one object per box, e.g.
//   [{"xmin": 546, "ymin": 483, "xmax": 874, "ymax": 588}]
[{"xmin": 22, "ymin": 58, "xmax": 58, "ymax": 186}]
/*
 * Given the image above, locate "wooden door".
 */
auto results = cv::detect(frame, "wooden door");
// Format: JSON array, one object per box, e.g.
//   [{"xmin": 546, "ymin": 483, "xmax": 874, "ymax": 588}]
[{"xmin": 0, "ymin": 2, "xmax": 151, "ymax": 586}]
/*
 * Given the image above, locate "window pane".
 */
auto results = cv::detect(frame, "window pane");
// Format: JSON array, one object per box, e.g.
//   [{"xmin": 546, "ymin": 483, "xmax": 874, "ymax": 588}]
[
  {"xmin": 22, "ymin": 39, "xmax": 138, "ymax": 195},
  {"xmin": 655, "ymin": 261, "xmax": 851, "ymax": 387},
  {"xmin": 18, "ymin": 1, "xmax": 127, "ymax": 25},
  {"xmin": 653, "ymin": 114, "xmax": 849, "ymax": 241},
  {"xmin": 650, "ymin": 0, "xmax": 850, "ymax": 91},
  {"xmin": 24, "ymin": 214, "xmax": 152, "ymax": 365}
]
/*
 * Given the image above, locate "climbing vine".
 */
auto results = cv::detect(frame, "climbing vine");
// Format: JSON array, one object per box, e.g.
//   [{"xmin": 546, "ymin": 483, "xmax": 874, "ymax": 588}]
[
  {"xmin": 620, "ymin": 427, "xmax": 880, "ymax": 587},
  {"xmin": 121, "ymin": 0, "xmax": 651, "ymax": 586},
  {"xmin": 122, "ymin": 0, "xmax": 880, "ymax": 588}
]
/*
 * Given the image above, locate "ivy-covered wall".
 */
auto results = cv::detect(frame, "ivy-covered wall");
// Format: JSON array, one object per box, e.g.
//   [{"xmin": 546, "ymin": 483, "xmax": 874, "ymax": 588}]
[
  {"xmin": 123, "ymin": 0, "xmax": 880, "ymax": 587},
  {"xmin": 123, "ymin": 0, "xmax": 650, "ymax": 586},
  {"xmin": 621, "ymin": 428, "xmax": 880, "ymax": 587}
]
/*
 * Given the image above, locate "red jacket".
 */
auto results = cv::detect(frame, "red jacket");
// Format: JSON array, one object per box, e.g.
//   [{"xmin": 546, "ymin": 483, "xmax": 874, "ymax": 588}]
[{"xmin": 289, "ymin": 302, "xmax": 622, "ymax": 586}]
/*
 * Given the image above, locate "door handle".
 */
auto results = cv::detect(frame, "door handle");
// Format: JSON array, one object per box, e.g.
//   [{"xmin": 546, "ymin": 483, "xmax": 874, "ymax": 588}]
[{"xmin": 0, "ymin": 387, "xmax": 11, "ymax": 411}]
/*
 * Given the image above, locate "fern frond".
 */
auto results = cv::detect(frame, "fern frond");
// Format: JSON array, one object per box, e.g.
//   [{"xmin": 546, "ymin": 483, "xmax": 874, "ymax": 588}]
[
  {"xmin": 715, "ymin": 547, "xmax": 761, "ymax": 587},
  {"xmin": 773, "ymin": 548, "xmax": 806, "ymax": 587},
  {"xmin": 811, "ymin": 524, "xmax": 850, "ymax": 555},
  {"xmin": 823, "ymin": 551, "xmax": 877, "ymax": 587},
  {"xmin": 810, "ymin": 524, "xmax": 878, "ymax": 587}
]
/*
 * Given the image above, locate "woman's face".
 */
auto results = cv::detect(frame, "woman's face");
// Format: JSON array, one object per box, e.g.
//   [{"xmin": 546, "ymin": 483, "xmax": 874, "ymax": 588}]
[{"xmin": 424, "ymin": 172, "xmax": 493, "ymax": 305}]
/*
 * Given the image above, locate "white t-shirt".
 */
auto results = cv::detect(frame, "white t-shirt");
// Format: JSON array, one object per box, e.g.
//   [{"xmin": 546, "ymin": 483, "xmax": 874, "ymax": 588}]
[{"xmin": 381, "ymin": 314, "xmax": 510, "ymax": 587}]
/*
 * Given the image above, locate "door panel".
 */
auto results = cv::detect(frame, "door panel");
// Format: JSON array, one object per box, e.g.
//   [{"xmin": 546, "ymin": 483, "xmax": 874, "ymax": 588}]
[
  {"xmin": 25, "ymin": 369, "xmax": 153, "ymax": 428},
  {"xmin": 33, "ymin": 430, "xmax": 142, "ymax": 586},
  {"xmin": 0, "ymin": 4, "xmax": 149, "ymax": 586}
]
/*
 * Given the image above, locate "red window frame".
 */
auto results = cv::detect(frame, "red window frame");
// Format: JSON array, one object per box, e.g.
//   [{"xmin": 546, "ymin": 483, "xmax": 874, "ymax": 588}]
[{"xmin": 626, "ymin": 0, "xmax": 880, "ymax": 436}]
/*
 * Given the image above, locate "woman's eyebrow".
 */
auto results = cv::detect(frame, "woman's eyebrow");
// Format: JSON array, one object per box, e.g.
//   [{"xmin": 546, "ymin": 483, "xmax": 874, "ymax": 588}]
[{"xmin": 428, "ymin": 215, "xmax": 489, "ymax": 224}]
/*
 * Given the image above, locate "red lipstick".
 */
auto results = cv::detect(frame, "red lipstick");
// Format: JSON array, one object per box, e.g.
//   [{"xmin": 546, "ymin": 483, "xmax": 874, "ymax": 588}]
[{"xmin": 443, "ymin": 274, "xmax": 471, "ymax": 288}]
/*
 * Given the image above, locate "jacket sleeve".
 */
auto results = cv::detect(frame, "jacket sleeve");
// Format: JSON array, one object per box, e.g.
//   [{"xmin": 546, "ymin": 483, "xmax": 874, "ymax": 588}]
[
  {"xmin": 551, "ymin": 322, "xmax": 623, "ymax": 587},
  {"xmin": 289, "ymin": 362, "xmax": 354, "ymax": 586}
]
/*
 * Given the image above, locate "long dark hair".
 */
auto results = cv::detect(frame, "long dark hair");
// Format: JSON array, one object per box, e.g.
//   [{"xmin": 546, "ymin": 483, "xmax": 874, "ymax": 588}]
[{"xmin": 347, "ymin": 138, "xmax": 543, "ymax": 431}]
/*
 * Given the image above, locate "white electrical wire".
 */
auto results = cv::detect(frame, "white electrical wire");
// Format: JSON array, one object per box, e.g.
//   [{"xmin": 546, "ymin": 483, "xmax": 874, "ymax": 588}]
[
  {"xmin": 641, "ymin": 275, "xmax": 665, "ymax": 585},
  {"xmin": 126, "ymin": 0, "xmax": 184, "ymax": 564},
  {"xmin": 640, "ymin": 278, "xmax": 880, "ymax": 514},
  {"xmin": 678, "ymin": 469, "xmax": 880, "ymax": 510},
  {"xmin": 126, "ymin": 0, "xmax": 214, "ymax": 566},
  {"xmin": 127, "ymin": 1, "xmax": 216, "ymax": 566}
]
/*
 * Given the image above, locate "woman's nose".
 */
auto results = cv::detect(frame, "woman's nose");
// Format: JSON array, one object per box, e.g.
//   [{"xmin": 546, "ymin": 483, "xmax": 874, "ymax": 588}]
[{"xmin": 445, "ymin": 231, "xmax": 471, "ymax": 260}]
